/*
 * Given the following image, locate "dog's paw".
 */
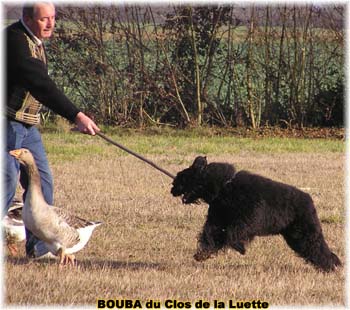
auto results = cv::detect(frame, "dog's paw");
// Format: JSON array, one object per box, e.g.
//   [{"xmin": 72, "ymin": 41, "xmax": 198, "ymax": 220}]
[
  {"xmin": 232, "ymin": 242, "xmax": 246, "ymax": 255},
  {"xmin": 194, "ymin": 251, "xmax": 211, "ymax": 262}
]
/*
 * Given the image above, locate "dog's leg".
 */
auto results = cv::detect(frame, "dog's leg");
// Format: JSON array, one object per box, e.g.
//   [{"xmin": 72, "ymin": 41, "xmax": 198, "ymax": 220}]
[
  {"xmin": 282, "ymin": 220, "xmax": 341, "ymax": 272},
  {"xmin": 226, "ymin": 225, "xmax": 254, "ymax": 255},
  {"xmin": 194, "ymin": 220, "xmax": 226, "ymax": 262},
  {"xmin": 195, "ymin": 216, "xmax": 253, "ymax": 261}
]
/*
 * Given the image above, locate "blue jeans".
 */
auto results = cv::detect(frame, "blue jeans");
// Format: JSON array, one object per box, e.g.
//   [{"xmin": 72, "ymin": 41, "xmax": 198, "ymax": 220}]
[{"xmin": 5, "ymin": 120, "xmax": 53, "ymax": 254}]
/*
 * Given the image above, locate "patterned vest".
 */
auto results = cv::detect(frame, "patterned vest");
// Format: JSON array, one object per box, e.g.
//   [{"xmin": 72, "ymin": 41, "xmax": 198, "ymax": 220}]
[{"xmin": 7, "ymin": 33, "xmax": 47, "ymax": 125}]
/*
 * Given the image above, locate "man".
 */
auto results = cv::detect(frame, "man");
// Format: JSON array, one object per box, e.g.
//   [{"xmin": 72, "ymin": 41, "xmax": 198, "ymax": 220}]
[{"xmin": 5, "ymin": 2, "xmax": 100, "ymax": 258}]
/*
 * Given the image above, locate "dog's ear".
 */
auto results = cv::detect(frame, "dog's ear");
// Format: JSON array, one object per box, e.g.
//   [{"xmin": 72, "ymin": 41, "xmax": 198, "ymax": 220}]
[{"xmin": 191, "ymin": 156, "xmax": 207, "ymax": 171}]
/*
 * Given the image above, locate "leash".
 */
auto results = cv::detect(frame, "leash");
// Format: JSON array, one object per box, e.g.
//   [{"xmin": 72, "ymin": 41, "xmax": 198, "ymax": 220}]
[{"xmin": 96, "ymin": 132, "xmax": 175, "ymax": 180}]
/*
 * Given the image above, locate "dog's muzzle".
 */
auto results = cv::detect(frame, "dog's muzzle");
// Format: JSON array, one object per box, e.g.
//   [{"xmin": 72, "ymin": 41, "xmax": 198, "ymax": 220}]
[
  {"xmin": 171, "ymin": 186, "xmax": 182, "ymax": 197},
  {"xmin": 181, "ymin": 192, "xmax": 199, "ymax": 204},
  {"xmin": 182, "ymin": 194, "xmax": 189, "ymax": 204},
  {"xmin": 171, "ymin": 187, "xmax": 193, "ymax": 204}
]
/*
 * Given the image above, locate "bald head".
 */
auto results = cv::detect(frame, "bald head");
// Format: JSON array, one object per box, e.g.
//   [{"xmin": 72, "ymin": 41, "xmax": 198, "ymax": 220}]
[{"xmin": 22, "ymin": 2, "xmax": 55, "ymax": 39}]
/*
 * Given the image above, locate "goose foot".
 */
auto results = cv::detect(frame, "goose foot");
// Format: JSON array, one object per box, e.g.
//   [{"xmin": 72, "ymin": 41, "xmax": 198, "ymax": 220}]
[
  {"xmin": 57, "ymin": 249, "xmax": 76, "ymax": 267},
  {"xmin": 7, "ymin": 243, "xmax": 19, "ymax": 256},
  {"xmin": 62, "ymin": 254, "xmax": 76, "ymax": 266}
]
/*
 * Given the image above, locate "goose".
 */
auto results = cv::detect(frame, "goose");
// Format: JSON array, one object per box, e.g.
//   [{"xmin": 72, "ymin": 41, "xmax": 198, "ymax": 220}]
[
  {"xmin": 2, "ymin": 200, "xmax": 26, "ymax": 255},
  {"xmin": 9, "ymin": 148, "xmax": 102, "ymax": 266}
]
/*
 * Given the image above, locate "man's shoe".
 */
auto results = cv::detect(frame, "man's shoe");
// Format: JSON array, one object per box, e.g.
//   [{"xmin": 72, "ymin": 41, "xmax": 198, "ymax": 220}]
[
  {"xmin": 26, "ymin": 237, "xmax": 56, "ymax": 260},
  {"xmin": 25, "ymin": 234, "xmax": 38, "ymax": 258},
  {"xmin": 32, "ymin": 240, "xmax": 56, "ymax": 260}
]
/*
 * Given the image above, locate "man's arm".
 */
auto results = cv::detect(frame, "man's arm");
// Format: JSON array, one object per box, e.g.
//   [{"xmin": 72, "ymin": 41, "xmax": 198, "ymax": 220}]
[{"xmin": 7, "ymin": 26, "xmax": 99, "ymax": 134}]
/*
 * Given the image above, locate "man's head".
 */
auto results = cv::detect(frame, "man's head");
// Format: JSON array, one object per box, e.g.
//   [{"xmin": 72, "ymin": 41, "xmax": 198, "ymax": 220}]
[{"xmin": 22, "ymin": 2, "xmax": 55, "ymax": 40}]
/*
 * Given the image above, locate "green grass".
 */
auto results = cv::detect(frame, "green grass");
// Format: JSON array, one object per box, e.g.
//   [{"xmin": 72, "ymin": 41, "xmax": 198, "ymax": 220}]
[{"xmin": 42, "ymin": 129, "xmax": 344, "ymax": 163}]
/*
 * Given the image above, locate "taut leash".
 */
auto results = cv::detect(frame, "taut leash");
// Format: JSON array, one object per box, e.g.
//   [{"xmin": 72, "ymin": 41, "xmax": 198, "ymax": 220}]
[{"xmin": 96, "ymin": 132, "xmax": 175, "ymax": 179}]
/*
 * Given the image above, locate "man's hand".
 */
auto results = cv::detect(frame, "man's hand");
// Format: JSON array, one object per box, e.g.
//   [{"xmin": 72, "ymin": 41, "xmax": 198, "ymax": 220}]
[{"xmin": 74, "ymin": 112, "xmax": 100, "ymax": 135}]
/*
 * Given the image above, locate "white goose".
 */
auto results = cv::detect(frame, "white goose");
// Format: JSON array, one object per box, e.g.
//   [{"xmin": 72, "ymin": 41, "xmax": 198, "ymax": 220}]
[
  {"xmin": 9, "ymin": 148, "xmax": 102, "ymax": 266},
  {"xmin": 2, "ymin": 200, "xmax": 26, "ymax": 255}
]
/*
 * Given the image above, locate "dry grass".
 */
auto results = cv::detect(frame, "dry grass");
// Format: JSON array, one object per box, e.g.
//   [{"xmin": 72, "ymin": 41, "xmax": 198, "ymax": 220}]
[{"xmin": 4, "ymin": 139, "xmax": 345, "ymax": 308}]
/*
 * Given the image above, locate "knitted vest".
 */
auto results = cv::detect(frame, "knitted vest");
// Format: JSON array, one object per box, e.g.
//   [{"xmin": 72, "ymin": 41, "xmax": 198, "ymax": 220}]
[{"xmin": 7, "ymin": 33, "xmax": 46, "ymax": 125}]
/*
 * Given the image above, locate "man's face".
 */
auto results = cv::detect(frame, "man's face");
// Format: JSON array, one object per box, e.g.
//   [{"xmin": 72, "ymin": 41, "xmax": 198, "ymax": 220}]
[{"xmin": 25, "ymin": 3, "xmax": 55, "ymax": 40}]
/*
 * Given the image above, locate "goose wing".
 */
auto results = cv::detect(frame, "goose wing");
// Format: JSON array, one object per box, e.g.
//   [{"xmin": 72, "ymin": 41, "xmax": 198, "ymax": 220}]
[
  {"xmin": 48, "ymin": 206, "xmax": 85, "ymax": 248},
  {"xmin": 50, "ymin": 206, "xmax": 101, "ymax": 249},
  {"xmin": 52, "ymin": 206, "xmax": 95, "ymax": 230}
]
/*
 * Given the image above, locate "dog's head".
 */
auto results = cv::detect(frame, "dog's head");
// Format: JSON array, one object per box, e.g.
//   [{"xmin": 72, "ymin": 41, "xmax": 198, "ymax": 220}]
[
  {"xmin": 171, "ymin": 156, "xmax": 237, "ymax": 204},
  {"xmin": 171, "ymin": 156, "xmax": 208, "ymax": 204}
]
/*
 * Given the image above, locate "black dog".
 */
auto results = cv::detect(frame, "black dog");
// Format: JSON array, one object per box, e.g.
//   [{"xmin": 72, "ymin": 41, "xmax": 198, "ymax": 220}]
[{"xmin": 171, "ymin": 156, "xmax": 341, "ymax": 272}]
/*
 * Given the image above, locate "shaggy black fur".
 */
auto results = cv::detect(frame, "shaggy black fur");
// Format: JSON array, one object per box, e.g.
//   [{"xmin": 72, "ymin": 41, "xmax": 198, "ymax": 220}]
[{"xmin": 171, "ymin": 156, "xmax": 341, "ymax": 272}]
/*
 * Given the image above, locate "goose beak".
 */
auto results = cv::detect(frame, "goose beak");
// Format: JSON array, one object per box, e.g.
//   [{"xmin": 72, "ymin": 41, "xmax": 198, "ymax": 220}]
[{"xmin": 9, "ymin": 149, "xmax": 22, "ymax": 159}]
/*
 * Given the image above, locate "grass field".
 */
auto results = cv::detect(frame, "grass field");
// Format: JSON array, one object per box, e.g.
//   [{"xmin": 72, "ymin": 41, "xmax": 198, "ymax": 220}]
[{"xmin": 4, "ymin": 130, "xmax": 346, "ymax": 308}]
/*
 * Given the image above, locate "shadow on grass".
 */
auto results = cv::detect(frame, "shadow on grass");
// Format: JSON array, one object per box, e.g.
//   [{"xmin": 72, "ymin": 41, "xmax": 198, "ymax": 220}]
[
  {"xmin": 5, "ymin": 256, "xmax": 30, "ymax": 266},
  {"xmin": 77, "ymin": 258, "xmax": 164, "ymax": 271},
  {"xmin": 5, "ymin": 255, "xmax": 164, "ymax": 271}
]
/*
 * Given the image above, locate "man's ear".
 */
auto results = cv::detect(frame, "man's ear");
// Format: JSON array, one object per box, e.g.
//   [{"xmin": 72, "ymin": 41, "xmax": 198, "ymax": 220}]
[
  {"xmin": 23, "ymin": 15, "xmax": 32, "ymax": 26},
  {"xmin": 191, "ymin": 156, "xmax": 207, "ymax": 171}
]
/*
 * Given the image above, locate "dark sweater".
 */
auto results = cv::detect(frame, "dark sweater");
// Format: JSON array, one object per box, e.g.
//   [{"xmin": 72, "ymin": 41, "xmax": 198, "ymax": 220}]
[{"xmin": 6, "ymin": 21, "xmax": 80, "ymax": 123}]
